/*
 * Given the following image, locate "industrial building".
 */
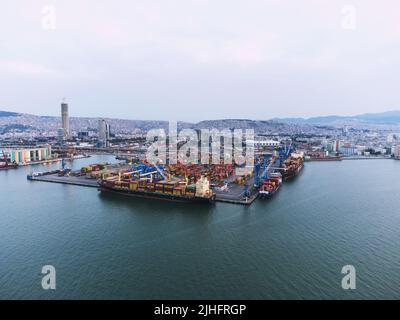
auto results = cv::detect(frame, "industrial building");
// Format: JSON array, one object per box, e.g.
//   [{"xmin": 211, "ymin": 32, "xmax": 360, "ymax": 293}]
[
  {"xmin": 255, "ymin": 140, "xmax": 280, "ymax": 148},
  {"xmin": 78, "ymin": 130, "xmax": 96, "ymax": 141},
  {"xmin": 394, "ymin": 145, "xmax": 400, "ymax": 159},
  {"xmin": 339, "ymin": 144, "xmax": 357, "ymax": 156},
  {"xmin": 247, "ymin": 139, "xmax": 280, "ymax": 149},
  {"xmin": 5, "ymin": 146, "xmax": 52, "ymax": 164}
]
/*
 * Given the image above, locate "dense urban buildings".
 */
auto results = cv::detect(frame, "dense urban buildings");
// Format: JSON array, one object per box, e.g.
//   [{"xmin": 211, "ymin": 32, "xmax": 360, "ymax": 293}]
[{"xmin": 1, "ymin": 104, "xmax": 400, "ymax": 161}]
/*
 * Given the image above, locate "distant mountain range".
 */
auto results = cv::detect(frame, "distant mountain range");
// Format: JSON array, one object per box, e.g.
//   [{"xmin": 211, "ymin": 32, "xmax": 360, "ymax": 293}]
[
  {"xmin": 0, "ymin": 109, "xmax": 400, "ymax": 136},
  {"xmin": 273, "ymin": 111, "xmax": 400, "ymax": 125},
  {"xmin": 0, "ymin": 110, "xmax": 19, "ymax": 117},
  {"xmin": 0, "ymin": 110, "xmax": 318, "ymax": 136}
]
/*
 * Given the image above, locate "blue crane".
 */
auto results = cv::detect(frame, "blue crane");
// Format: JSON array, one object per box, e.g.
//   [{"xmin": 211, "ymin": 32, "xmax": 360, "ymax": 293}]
[
  {"xmin": 261, "ymin": 154, "xmax": 270, "ymax": 181},
  {"xmin": 253, "ymin": 154, "xmax": 272, "ymax": 187},
  {"xmin": 244, "ymin": 184, "xmax": 250, "ymax": 198},
  {"xmin": 132, "ymin": 163, "xmax": 167, "ymax": 181},
  {"xmin": 253, "ymin": 161, "xmax": 261, "ymax": 186},
  {"xmin": 279, "ymin": 142, "xmax": 293, "ymax": 166}
]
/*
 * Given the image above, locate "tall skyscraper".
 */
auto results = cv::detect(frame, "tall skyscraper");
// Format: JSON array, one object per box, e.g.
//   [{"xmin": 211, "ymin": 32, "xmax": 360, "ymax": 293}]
[
  {"xmin": 61, "ymin": 102, "xmax": 69, "ymax": 137},
  {"xmin": 98, "ymin": 119, "xmax": 110, "ymax": 147}
]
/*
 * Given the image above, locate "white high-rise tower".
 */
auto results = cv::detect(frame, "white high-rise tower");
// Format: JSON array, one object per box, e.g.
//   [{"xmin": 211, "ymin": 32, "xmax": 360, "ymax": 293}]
[{"xmin": 98, "ymin": 119, "xmax": 110, "ymax": 147}]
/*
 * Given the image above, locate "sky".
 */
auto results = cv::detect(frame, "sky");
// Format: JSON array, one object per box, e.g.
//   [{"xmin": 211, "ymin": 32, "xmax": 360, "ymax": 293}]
[{"xmin": 0, "ymin": 0, "xmax": 400, "ymax": 122}]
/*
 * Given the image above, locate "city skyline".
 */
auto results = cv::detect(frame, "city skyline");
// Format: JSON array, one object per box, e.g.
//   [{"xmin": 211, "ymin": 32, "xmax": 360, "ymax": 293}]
[
  {"xmin": 1, "ymin": 1, "xmax": 400, "ymax": 121},
  {"xmin": 1, "ymin": 104, "xmax": 400, "ymax": 123}
]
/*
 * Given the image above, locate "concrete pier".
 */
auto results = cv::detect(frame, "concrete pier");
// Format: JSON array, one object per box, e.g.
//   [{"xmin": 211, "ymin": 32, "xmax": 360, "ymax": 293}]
[{"xmin": 28, "ymin": 174, "xmax": 99, "ymax": 188}]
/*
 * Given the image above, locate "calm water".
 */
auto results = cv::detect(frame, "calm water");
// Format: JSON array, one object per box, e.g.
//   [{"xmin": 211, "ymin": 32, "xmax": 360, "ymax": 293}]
[{"xmin": 1, "ymin": 155, "xmax": 400, "ymax": 299}]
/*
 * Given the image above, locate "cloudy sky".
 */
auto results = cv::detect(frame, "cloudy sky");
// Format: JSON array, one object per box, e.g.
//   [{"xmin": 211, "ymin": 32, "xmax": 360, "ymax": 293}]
[{"xmin": 0, "ymin": 0, "xmax": 399, "ymax": 121}]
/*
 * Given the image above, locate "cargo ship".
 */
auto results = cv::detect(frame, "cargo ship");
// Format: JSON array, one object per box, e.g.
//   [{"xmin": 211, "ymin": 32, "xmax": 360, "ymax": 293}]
[
  {"xmin": 99, "ymin": 175, "xmax": 216, "ymax": 203},
  {"xmin": 281, "ymin": 152, "xmax": 304, "ymax": 181},
  {"xmin": 0, "ymin": 162, "xmax": 18, "ymax": 170},
  {"xmin": 259, "ymin": 172, "xmax": 282, "ymax": 198}
]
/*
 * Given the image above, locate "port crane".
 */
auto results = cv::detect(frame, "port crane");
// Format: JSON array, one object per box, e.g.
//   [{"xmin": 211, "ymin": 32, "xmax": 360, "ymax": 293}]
[
  {"xmin": 154, "ymin": 164, "xmax": 168, "ymax": 181},
  {"xmin": 128, "ymin": 163, "xmax": 168, "ymax": 182},
  {"xmin": 254, "ymin": 153, "xmax": 274, "ymax": 186},
  {"xmin": 261, "ymin": 154, "xmax": 271, "ymax": 181},
  {"xmin": 1, "ymin": 150, "xmax": 7, "ymax": 162},
  {"xmin": 253, "ymin": 161, "xmax": 261, "ymax": 186},
  {"xmin": 0, "ymin": 150, "xmax": 18, "ymax": 169},
  {"xmin": 279, "ymin": 141, "xmax": 293, "ymax": 167},
  {"xmin": 1, "ymin": 150, "xmax": 12, "ymax": 164}
]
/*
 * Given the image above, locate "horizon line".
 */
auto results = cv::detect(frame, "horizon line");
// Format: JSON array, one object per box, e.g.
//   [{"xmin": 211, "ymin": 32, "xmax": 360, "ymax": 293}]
[{"xmin": 1, "ymin": 107, "xmax": 400, "ymax": 123}]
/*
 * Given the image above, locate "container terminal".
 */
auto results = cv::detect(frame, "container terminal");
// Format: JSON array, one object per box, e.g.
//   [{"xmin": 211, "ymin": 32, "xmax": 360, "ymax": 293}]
[{"xmin": 27, "ymin": 146, "xmax": 305, "ymax": 205}]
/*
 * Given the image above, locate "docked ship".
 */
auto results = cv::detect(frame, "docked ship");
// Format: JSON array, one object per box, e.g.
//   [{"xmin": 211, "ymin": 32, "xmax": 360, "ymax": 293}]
[
  {"xmin": 259, "ymin": 172, "xmax": 282, "ymax": 198},
  {"xmin": 306, "ymin": 156, "xmax": 342, "ymax": 161},
  {"xmin": 0, "ymin": 152, "xmax": 18, "ymax": 170},
  {"xmin": 0, "ymin": 162, "xmax": 18, "ymax": 170},
  {"xmin": 281, "ymin": 152, "xmax": 304, "ymax": 181},
  {"xmin": 99, "ymin": 174, "xmax": 216, "ymax": 203}
]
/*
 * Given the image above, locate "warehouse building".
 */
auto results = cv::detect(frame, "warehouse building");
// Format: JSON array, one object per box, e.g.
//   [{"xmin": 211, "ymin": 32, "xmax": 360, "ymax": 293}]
[{"xmin": 6, "ymin": 146, "xmax": 52, "ymax": 164}]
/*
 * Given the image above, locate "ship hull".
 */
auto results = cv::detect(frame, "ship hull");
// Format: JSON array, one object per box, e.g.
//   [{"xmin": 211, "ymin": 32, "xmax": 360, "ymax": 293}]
[
  {"xmin": 99, "ymin": 186, "xmax": 215, "ymax": 203},
  {"xmin": 259, "ymin": 184, "xmax": 281, "ymax": 199},
  {"xmin": 0, "ymin": 164, "xmax": 18, "ymax": 170},
  {"xmin": 308, "ymin": 157, "xmax": 342, "ymax": 161},
  {"xmin": 283, "ymin": 164, "xmax": 303, "ymax": 181}
]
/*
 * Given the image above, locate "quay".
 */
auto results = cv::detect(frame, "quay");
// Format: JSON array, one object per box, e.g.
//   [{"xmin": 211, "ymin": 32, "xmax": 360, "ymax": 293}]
[
  {"xmin": 28, "ymin": 174, "xmax": 99, "ymax": 187},
  {"xmin": 26, "ymin": 154, "xmax": 299, "ymax": 205},
  {"xmin": 27, "ymin": 162, "xmax": 132, "ymax": 188},
  {"xmin": 213, "ymin": 177, "xmax": 259, "ymax": 205},
  {"xmin": 214, "ymin": 192, "xmax": 258, "ymax": 205},
  {"xmin": 28, "ymin": 172, "xmax": 259, "ymax": 204},
  {"xmin": 342, "ymin": 156, "xmax": 392, "ymax": 160}
]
